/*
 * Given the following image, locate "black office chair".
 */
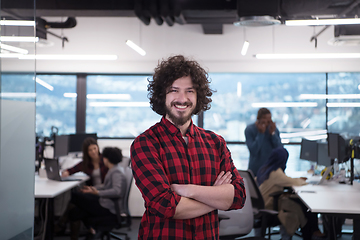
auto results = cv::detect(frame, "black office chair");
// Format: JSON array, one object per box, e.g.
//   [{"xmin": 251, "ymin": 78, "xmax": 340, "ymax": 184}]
[
  {"xmin": 238, "ymin": 169, "xmax": 281, "ymax": 239},
  {"xmin": 86, "ymin": 166, "xmax": 133, "ymax": 240}
]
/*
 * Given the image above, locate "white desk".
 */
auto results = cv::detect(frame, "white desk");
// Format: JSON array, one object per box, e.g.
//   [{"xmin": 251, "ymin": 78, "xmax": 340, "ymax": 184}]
[
  {"xmin": 294, "ymin": 181, "xmax": 360, "ymax": 240},
  {"xmin": 35, "ymin": 173, "xmax": 89, "ymax": 240},
  {"xmin": 35, "ymin": 173, "xmax": 89, "ymax": 198}
]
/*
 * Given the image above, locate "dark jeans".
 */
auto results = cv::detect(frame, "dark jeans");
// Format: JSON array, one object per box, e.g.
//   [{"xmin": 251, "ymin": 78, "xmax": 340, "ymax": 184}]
[{"xmin": 69, "ymin": 190, "xmax": 114, "ymax": 228}]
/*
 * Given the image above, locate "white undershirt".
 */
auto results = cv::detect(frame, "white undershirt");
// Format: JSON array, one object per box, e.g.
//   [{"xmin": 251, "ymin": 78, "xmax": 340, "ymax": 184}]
[{"xmin": 92, "ymin": 168, "xmax": 102, "ymax": 186}]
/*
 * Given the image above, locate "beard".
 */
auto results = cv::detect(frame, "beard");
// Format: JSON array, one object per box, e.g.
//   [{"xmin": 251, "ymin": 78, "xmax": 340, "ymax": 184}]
[{"xmin": 165, "ymin": 101, "xmax": 195, "ymax": 127}]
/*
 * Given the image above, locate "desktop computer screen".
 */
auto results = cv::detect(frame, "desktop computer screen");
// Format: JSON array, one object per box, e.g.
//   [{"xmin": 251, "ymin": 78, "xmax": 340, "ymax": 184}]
[
  {"xmin": 300, "ymin": 138, "xmax": 318, "ymax": 162},
  {"xmin": 317, "ymin": 142, "xmax": 331, "ymax": 167},
  {"xmin": 54, "ymin": 135, "xmax": 69, "ymax": 158},
  {"xmin": 68, "ymin": 133, "xmax": 97, "ymax": 153},
  {"xmin": 328, "ymin": 133, "xmax": 348, "ymax": 163}
]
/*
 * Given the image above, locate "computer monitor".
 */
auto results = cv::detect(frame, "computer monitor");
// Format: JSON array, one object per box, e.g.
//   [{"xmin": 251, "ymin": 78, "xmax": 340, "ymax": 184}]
[
  {"xmin": 68, "ymin": 133, "xmax": 97, "ymax": 153},
  {"xmin": 317, "ymin": 142, "xmax": 331, "ymax": 167},
  {"xmin": 328, "ymin": 133, "xmax": 349, "ymax": 163},
  {"xmin": 300, "ymin": 138, "xmax": 318, "ymax": 162},
  {"xmin": 54, "ymin": 135, "xmax": 69, "ymax": 158}
]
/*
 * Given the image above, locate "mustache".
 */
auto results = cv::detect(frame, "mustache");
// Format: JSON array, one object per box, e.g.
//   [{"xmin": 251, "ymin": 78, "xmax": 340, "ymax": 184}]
[{"xmin": 171, "ymin": 101, "xmax": 192, "ymax": 107}]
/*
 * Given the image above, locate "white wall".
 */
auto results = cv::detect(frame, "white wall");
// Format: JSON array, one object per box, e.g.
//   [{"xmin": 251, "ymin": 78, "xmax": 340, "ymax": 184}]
[{"xmin": 4, "ymin": 17, "xmax": 360, "ymax": 73}]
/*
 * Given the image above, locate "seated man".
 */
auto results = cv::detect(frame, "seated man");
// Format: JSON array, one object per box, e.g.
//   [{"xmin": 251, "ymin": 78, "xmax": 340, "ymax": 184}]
[{"xmin": 68, "ymin": 147, "xmax": 126, "ymax": 238}]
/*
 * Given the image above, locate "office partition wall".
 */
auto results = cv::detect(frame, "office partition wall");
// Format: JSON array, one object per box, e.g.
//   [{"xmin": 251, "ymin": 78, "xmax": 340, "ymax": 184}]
[{"xmin": 0, "ymin": 2, "xmax": 36, "ymax": 239}]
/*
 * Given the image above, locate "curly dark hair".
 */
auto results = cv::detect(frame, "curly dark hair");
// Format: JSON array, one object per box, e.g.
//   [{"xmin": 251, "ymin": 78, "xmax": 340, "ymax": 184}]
[
  {"xmin": 102, "ymin": 147, "xmax": 123, "ymax": 165},
  {"xmin": 148, "ymin": 55, "xmax": 214, "ymax": 116}
]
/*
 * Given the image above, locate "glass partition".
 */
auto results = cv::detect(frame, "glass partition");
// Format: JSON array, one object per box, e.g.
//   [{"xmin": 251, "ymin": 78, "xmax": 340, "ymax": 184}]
[
  {"xmin": 36, "ymin": 74, "xmax": 77, "ymax": 136},
  {"xmin": 0, "ymin": 2, "xmax": 36, "ymax": 239},
  {"xmin": 86, "ymin": 75, "xmax": 159, "ymax": 137}
]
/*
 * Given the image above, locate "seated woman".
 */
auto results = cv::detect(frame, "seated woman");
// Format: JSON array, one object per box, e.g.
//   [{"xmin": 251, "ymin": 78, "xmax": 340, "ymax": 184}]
[
  {"xmin": 68, "ymin": 147, "xmax": 126, "ymax": 239},
  {"xmin": 62, "ymin": 137, "xmax": 108, "ymax": 187},
  {"xmin": 56, "ymin": 137, "xmax": 109, "ymax": 239},
  {"xmin": 257, "ymin": 147, "xmax": 325, "ymax": 240}
]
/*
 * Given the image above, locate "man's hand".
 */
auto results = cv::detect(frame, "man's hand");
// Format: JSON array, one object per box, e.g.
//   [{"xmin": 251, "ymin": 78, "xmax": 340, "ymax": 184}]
[
  {"xmin": 268, "ymin": 121, "xmax": 276, "ymax": 135},
  {"xmin": 256, "ymin": 120, "xmax": 266, "ymax": 133},
  {"xmin": 171, "ymin": 171, "xmax": 232, "ymax": 198},
  {"xmin": 214, "ymin": 171, "xmax": 232, "ymax": 186},
  {"xmin": 61, "ymin": 170, "xmax": 70, "ymax": 177}
]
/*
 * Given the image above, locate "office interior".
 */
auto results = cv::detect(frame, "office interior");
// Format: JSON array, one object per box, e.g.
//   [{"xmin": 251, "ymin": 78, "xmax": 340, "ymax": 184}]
[{"xmin": 1, "ymin": 0, "xmax": 360, "ymax": 239}]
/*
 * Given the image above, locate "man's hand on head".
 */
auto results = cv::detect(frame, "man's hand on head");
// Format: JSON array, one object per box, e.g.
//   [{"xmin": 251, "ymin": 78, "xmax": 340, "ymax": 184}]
[
  {"xmin": 256, "ymin": 120, "xmax": 266, "ymax": 133},
  {"xmin": 268, "ymin": 121, "xmax": 276, "ymax": 135}
]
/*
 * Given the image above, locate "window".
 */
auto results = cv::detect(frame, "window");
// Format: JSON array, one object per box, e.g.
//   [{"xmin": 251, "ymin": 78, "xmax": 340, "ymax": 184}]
[
  {"xmin": 36, "ymin": 75, "xmax": 77, "ymax": 136},
  {"xmin": 327, "ymin": 73, "xmax": 360, "ymax": 136},
  {"xmin": 205, "ymin": 73, "xmax": 327, "ymax": 143},
  {"xmin": 1, "ymin": 73, "xmax": 35, "ymax": 102},
  {"xmin": 86, "ymin": 75, "xmax": 160, "ymax": 137}
]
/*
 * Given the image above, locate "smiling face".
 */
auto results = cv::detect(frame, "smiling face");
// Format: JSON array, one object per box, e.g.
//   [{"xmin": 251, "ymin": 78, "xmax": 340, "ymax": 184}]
[{"xmin": 165, "ymin": 76, "xmax": 197, "ymax": 127}]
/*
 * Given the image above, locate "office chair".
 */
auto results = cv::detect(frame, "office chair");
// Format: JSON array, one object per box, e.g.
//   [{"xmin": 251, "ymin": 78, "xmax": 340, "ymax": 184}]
[
  {"xmin": 86, "ymin": 166, "xmax": 133, "ymax": 240},
  {"xmin": 238, "ymin": 169, "xmax": 281, "ymax": 239},
  {"xmin": 219, "ymin": 178, "xmax": 267, "ymax": 240}
]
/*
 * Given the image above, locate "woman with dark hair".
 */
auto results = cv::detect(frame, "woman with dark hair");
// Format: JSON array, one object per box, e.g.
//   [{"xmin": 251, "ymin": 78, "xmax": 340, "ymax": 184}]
[
  {"xmin": 57, "ymin": 137, "xmax": 109, "ymax": 239},
  {"xmin": 68, "ymin": 147, "xmax": 126, "ymax": 239},
  {"xmin": 258, "ymin": 147, "xmax": 325, "ymax": 240},
  {"xmin": 61, "ymin": 137, "xmax": 108, "ymax": 186}
]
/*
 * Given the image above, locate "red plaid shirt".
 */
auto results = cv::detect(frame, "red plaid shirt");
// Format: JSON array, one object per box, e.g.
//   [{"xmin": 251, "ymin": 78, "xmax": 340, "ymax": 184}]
[{"xmin": 131, "ymin": 117, "xmax": 246, "ymax": 240}]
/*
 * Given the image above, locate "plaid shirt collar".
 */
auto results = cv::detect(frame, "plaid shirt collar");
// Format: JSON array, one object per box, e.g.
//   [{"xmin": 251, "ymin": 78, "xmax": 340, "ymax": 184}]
[{"xmin": 160, "ymin": 116, "xmax": 196, "ymax": 138}]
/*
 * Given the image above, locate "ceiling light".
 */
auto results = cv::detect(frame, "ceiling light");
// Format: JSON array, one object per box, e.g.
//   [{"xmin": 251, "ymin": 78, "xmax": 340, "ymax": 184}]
[
  {"xmin": 0, "ymin": 43, "xmax": 28, "ymax": 54},
  {"xmin": 286, "ymin": 18, "xmax": 360, "ymax": 26},
  {"xmin": 125, "ymin": 40, "xmax": 146, "ymax": 56},
  {"xmin": 89, "ymin": 102, "xmax": 150, "ymax": 107},
  {"xmin": 255, "ymin": 53, "xmax": 360, "ymax": 59},
  {"xmin": 87, "ymin": 94, "xmax": 131, "ymax": 100},
  {"xmin": 327, "ymin": 102, "xmax": 360, "ymax": 107},
  {"xmin": 64, "ymin": 93, "xmax": 77, "ymax": 98},
  {"xmin": 241, "ymin": 41, "xmax": 249, "ymax": 56},
  {"xmin": 0, "ymin": 20, "xmax": 35, "ymax": 26},
  {"xmin": 0, "ymin": 92, "xmax": 36, "ymax": 98},
  {"xmin": 18, "ymin": 54, "xmax": 118, "ymax": 60},
  {"xmin": 0, "ymin": 53, "xmax": 24, "ymax": 58},
  {"xmin": 237, "ymin": 82, "xmax": 242, "ymax": 98},
  {"xmin": 35, "ymin": 77, "xmax": 54, "ymax": 91},
  {"xmin": 302, "ymin": 135, "xmax": 328, "ymax": 141},
  {"xmin": 280, "ymin": 130, "xmax": 327, "ymax": 138},
  {"xmin": 0, "ymin": 36, "xmax": 39, "ymax": 42},
  {"xmin": 252, "ymin": 102, "xmax": 318, "ymax": 108},
  {"xmin": 327, "ymin": 117, "xmax": 339, "ymax": 126},
  {"xmin": 300, "ymin": 94, "xmax": 360, "ymax": 99},
  {"xmin": 234, "ymin": 16, "xmax": 281, "ymax": 27}
]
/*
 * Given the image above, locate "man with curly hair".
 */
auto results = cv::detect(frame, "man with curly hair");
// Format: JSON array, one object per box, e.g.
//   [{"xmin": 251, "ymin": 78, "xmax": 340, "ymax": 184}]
[{"xmin": 131, "ymin": 55, "xmax": 246, "ymax": 239}]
